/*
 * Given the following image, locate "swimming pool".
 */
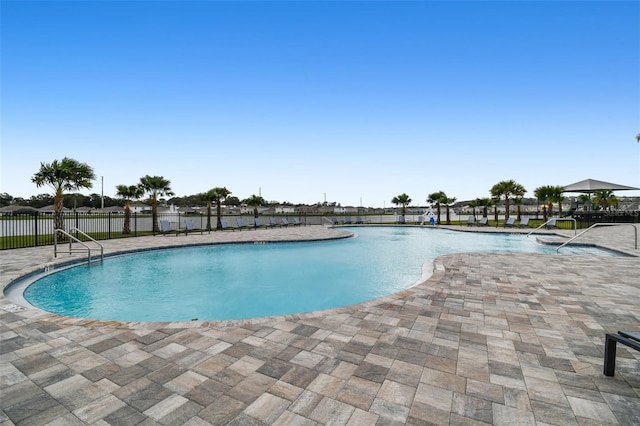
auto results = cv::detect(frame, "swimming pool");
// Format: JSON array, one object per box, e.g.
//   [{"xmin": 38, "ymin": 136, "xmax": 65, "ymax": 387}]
[{"xmin": 14, "ymin": 227, "xmax": 619, "ymax": 322}]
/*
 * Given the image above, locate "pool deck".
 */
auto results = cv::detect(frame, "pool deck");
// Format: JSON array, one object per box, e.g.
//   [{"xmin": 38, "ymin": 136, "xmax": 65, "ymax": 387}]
[{"xmin": 1, "ymin": 224, "xmax": 639, "ymax": 425}]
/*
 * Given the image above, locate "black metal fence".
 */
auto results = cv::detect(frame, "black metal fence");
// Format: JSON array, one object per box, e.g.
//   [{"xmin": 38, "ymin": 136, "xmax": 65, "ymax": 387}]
[
  {"xmin": 2, "ymin": 210, "xmax": 638, "ymax": 250},
  {"xmin": 571, "ymin": 211, "xmax": 640, "ymax": 224},
  {"xmin": 0, "ymin": 212, "xmax": 210, "ymax": 250},
  {"xmin": 0, "ymin": 212, "xmax": 322, "ymax": 250}
]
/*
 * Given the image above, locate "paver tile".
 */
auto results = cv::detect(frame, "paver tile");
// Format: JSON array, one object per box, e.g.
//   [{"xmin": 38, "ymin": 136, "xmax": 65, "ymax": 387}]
[{"xmin": 1, "ymin": 226, "xmax": 639, "ymax": 425}]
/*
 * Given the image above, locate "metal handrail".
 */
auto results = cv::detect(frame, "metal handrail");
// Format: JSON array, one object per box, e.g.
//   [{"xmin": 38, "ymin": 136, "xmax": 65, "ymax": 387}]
[
  {"xmin": 54, "ymin": 228, "xmax": 103, "ymax": 265},
  {"xmin": 556, "ymin": 223, "xmax": 638, "ymax": 252},
  {"xmin": 70, "ymin": 227, "xmax": 104, "ymax": 262},
  {"xmin": 321, "ymin": 216, "xmax": 336, "ymax": 227},
  {"xmin": 526, "ymin": 218, "xmax": 558, "ymax": 237},
  {"xmin": 526, "ymin": 217, "xmax": 577, "ymax": 237}
]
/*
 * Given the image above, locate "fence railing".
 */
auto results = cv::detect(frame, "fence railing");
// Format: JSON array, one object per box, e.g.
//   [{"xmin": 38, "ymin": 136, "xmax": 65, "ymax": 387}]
[{"xmin": 2, "ymin": 210, "xmax": 638, "ymax": 250}]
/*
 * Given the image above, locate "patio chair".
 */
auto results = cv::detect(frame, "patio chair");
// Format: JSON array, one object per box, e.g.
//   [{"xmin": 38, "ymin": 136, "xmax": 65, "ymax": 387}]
[
  {"xmin": 545, "ymin": 217, "xmax": 557, "ymax": 229},
  {"xmin": 477, "ymin": 217, "xmax": 488, "ymax": 226},
  {"xmin": 220, "ymin": 219, "xmax": 235, "ymax": 231},
  {"xmin": 355, "ymin": 216, "xmax": 364, "ymax": 224},
  {"xmin": 254, "ymin": 217, "xmax": 268, "ymax": 229},
  {"xmin": 504, "ymin": 217, "xmax": 516, "ymax": 227},
  {"xmin": 604, "ymin": 331, "xmax": 640, "ymax": 376},
  {"xmin": 236, "ymin": 217, "xmax": 252, "ymax": 231},
  {"xmin": 518, "ymin": 217, "xmax": 530, "ymax": 228},
  {"xmin": 344, "ymin": 215, "xmax": 352, "ymax": 224},
  {"xmin": 269, "ymin": 217, "xmax": 281, "ymax": 228},
  {"xmin": 293, "ymin": 217, "xmax": 303, "ymax": 226},
  {"xmin": 467, "ymin": 216, "xmax": 476, "ymax": 226},
  {"xmin": 159, "ymin": 220, "xmax": 182, "ymax": 236},
  {"xmin": 281, "ymin": 218, "xmax": 291, "ymax": 227},
  {"xmin": 184, "ymin": 218, "xmax": 204, "ymax": 235}
]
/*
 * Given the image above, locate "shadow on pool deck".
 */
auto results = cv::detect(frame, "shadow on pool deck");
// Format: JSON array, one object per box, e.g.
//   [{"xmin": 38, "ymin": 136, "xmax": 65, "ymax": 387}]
[{"xmin": 1, "ymin": 225, "xmax": 639, "ymax": 425}]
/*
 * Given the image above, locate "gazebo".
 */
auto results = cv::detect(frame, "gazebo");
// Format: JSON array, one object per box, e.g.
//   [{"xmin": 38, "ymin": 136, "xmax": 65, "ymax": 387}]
[{"xmin": 563, "ymin": 178, "xmax": 640, "ymax": 224}]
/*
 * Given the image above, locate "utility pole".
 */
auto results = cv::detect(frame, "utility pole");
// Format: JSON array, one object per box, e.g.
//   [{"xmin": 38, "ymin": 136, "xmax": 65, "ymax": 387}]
[{"xmin": 101, "ymin": 176, "xmax": 104, "ymax": 209}]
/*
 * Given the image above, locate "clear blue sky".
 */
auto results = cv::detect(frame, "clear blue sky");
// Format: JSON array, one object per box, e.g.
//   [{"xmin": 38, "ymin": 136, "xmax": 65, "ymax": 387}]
[{"xmin": 2, "ymin": 1, "xmax": 639, "ymax": 207}]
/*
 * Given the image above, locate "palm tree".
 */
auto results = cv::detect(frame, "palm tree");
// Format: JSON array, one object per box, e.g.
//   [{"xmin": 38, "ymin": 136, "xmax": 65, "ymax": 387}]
[
  {"xmin": 512, "ymin": 183, "xmax": 526, "ymax": 220},
  {"xmin": 549, "ymin": 185, "xmax": 565, "ymax": 216},
  {"xmin": 443, "ymin": 195, "xmax": 456, "ymax": 225},
  {"xmin": 31, "ymin": 157, "xmax": 95, "ymax": 240},
  {"xmin": 476, "ymin": 197, "xmax": 493, "ymax": 218},
  {"xmin": 534, "ymin": 185, "xmax": 553, "ymax": 221},
  {"xmin": 468, "ymin": 198, "xmax": 480, "ymax": 219},
  {"xmin": 139, "ymin": 175, "xmax": 174, "ymax": 233},
  {"xmin": 245, "ymin": 194, "xmax": 266, "ymax": 219},
  {"xmin": 490, "ymin": 179, "xmax": 523, "ymax": 220},
  {"xmin": 200, "ymin": 189, "xmax": 217, "ymax": 231},
  {"xmin": 115, "ymin": 184, "xmax": 144, "ymax": 234},
  {"xmin": 391, "ymin": 193, "xmax": 411, "ymax": 223},
  {"xmin": 427, "ymin": 191, "xmax": 447, "ymax": 223},
  {"xmin": 210, "ymin": 187, "xmax": 231, "ymax": 230},
  {"xmin": 593, "ymin": 190, "xmax": 619, "ymax": 211}
]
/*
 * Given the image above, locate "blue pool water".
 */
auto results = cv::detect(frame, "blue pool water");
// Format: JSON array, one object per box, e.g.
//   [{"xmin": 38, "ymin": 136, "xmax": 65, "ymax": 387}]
[{"xmin": 21, "ymin": 227, "xmax": 618, "ymax": 322}]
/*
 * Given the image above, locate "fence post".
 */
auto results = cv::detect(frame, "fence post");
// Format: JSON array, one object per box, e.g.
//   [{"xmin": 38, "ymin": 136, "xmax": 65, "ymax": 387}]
[
  {"xmin": 108, "ymin": 212, "xmax": 112, "ymax": 239},
  {"xmin": 134, "ymin": 212, "xmax": 137, "ymax": 236},
  {"xmin": 34, "ymin": 211, "xmax": 39, "ymax": 246}
]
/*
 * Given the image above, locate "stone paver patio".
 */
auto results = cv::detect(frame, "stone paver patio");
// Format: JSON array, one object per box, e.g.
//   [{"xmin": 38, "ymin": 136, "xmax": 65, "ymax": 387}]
[{"xmin": 1, "ymin": 224, "xmax": 639, "ymax": 425}]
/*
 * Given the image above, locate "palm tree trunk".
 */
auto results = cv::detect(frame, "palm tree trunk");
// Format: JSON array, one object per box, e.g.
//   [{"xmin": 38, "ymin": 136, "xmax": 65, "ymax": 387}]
[
  {"xmin": 54, "ymin": 191, "xmax": 65, "ymax": 243},
  {"xmin": 152, "ymin": 204, "xmax": 159, "ymax": 233},
  {"xmin": 123, "ymin": 204, "xmax": 131, "ymax": 234},
  {"xmin": 216, "ymin": 203, "xmax": 222, "ymax": 230},
  {"xmin": 206, "ymin": 204, "xmax": 212, "ymax": 231}
]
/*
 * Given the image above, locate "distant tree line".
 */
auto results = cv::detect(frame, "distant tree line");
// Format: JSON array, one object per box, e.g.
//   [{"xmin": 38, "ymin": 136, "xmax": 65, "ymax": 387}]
[{"xmin": 0, "ymin": 191, "xmax": 326, "ymax": 209}]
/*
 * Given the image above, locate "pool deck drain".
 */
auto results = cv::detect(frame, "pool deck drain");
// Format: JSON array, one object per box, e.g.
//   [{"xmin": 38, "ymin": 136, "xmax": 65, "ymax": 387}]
[{"xmin": 1, "ymin": 225, "xmax": 639, "ymax": 425}]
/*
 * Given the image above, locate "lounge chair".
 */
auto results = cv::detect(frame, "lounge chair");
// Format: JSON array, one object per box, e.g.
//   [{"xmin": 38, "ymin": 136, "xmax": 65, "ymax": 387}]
[
  {"xmin": 236, "ymin": 217, "xmax": 252, "ymax": 231},
  {"xmin": 293, "ymin": 217, "xmax": 303, "ymax": 226},
  {"xmin": 254, "ymin": 217, "xmax": 268, "ymax": 229},
  {"xmin": 355, "ymin": 216, "xmax": 364, "ymax": 224},
  {"xmin": 604, "ymin": 331, "xmax": 640, "ymax": 376},
  {"xmin": 545, "ymin": 217, "xmax": 557, "ymax": 229},
  {"xmin": 159, "ymin": 220, "xmax": 182, "ymax": 236},
  {"xmin": 418, "ymin": 215, "xmax": 425, "ymax": 225},
  {"xmin": 184, "ymin": 218, "xmax": 204, "ymax": 235},
  {"xmin": 467, "ymin": 216, "xmax": 476, "ymax": 226},
  {"xmin": 269, "ymin": 217, "xmax": 281, "ymax": 228},
  {"xmin": 477, "ymin": 217, "xmax": 488, "ymax": 226},
  {"xmin": 518, "ymin": 217, "xmax": 530, "ymax": 228},
  {"xmin": 220, "ymin": 219, "xmax": 235, "ymax": 231},
  {"xmin": 281, "ymin": 218, "xmax": 291, "ymax": 227},
  {"xmin": 331, "ymin": 217, "xmax": 340, "ymax": 226},
  {"xmin": 344, "ymin": 215, "xmax": 352, "ymax": 224},
  {"xmin": 504, "ymin": 217, "xmax": 516, "ymax": 227}
]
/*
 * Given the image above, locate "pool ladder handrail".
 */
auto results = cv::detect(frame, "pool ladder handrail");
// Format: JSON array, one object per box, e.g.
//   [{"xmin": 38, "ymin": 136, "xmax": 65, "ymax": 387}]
[
  {"xmin": 526, "ymin": 217, "xmax": 577, "ymax": 237},
  {"xmin": 54, "ymin": 227, "xmax": 104, "ymax": 265},
  {"xmin": 556, "ymin": 223, "xmax": 638, "ymax": 252},
  {"xmin": 321, "ymin": 216, "xmax": 335, "ymax": 227}
]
